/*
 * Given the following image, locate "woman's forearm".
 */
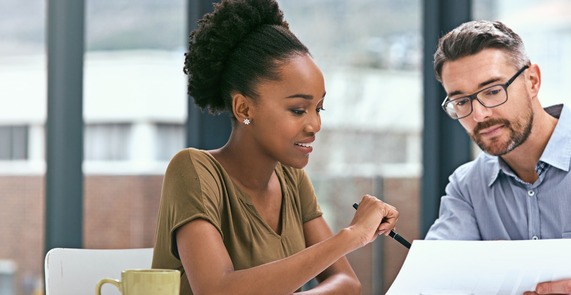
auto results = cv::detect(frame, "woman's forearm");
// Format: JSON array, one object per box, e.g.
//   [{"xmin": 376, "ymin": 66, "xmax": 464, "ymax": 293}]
[{"xmin": 203, "ymin": 229, "xmax": 361, "ymax": 295}]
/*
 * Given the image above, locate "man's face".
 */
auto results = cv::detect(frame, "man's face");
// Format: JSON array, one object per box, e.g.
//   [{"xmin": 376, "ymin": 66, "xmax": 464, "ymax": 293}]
[{"xmin": 440, "ymin": 49, "xmax": 533, "ymax": 156}]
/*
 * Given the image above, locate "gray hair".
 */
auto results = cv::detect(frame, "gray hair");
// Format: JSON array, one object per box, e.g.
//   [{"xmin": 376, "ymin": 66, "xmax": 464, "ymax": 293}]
[{"xmin": 433, "ymin": 20, "xmax": 530, "ymax": 82}]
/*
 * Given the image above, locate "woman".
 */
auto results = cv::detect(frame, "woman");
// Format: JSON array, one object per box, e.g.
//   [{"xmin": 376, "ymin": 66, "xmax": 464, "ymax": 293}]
[{"xmin": 152, "ymin": 0, "xmax": 400, "ymax": 294}]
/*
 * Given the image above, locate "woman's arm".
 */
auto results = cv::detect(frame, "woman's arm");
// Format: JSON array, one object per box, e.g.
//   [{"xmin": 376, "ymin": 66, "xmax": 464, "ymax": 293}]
[
  {"xmin": 177, "ymin": 195, "xmax": 397, "ymax": 295},
  {"xmin": 294, "ymin": 216, "xmax": 360, "ymax": 294}
]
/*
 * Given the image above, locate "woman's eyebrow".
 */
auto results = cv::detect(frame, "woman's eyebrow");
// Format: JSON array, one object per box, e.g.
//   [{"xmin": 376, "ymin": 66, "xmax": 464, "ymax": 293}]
[{"xmin": 285, "ymin": 91, "xmax": 326, "ymax": 100}]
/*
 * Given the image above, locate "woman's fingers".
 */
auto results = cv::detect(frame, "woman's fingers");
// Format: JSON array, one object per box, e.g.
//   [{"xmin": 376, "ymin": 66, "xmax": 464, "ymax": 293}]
[{"xmin": 356, "ymin": 194, "xmax": 399, "ymax": 237}]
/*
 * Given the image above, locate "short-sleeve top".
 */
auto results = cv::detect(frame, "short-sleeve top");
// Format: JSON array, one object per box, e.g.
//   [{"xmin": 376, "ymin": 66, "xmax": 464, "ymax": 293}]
[{"xmin": 152, "ymin": 148, "xmax": 323, "ymax": 294}]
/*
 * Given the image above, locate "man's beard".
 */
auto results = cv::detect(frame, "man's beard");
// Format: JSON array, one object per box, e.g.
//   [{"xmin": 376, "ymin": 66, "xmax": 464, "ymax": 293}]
[{"xmin": 471, "ymin": 109, "xmax": 534, "ymax": 156}]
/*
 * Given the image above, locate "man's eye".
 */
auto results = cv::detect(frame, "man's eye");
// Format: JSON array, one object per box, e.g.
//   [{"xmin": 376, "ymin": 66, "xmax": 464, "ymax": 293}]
[
  {"xmin": 455, "ymin": 98, "xmax": 470, "ymax": 107},
  {"xmin": 483, "ymin": 87, "xmax": 502, "ymax": 97}
]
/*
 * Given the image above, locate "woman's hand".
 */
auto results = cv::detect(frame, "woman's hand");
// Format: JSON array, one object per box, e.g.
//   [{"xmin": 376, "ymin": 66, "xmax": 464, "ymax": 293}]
[{"xmin": 347, "ymin": 194, "xmax": 399, "ymax": 247}]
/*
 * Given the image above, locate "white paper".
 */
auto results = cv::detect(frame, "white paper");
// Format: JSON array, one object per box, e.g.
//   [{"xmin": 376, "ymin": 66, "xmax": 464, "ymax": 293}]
[{"xmin": 386, "ymin": 239, "xmax": 571, "ymax": 295}]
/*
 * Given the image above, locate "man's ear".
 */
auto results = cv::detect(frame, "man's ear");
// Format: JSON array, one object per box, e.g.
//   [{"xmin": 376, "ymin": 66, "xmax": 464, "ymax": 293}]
[
  {"xmin": 527, "ymin": 63, "xmax": 541, "ymax": 97},
  {"xmin": 232, "ymin": 93, "xmax": 251, "ymax": 123}
]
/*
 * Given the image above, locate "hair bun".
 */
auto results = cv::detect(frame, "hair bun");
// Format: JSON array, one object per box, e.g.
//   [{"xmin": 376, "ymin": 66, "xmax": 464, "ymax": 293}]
[{"xmin": 184, "ymin": 0, "xmax": 288, "ymax": 113}]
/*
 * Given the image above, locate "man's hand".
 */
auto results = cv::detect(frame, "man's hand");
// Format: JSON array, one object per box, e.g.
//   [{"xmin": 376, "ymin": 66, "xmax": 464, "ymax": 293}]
[{"xmin": 524, "ymin": 279, "xmax": 571, "ymax": 294}]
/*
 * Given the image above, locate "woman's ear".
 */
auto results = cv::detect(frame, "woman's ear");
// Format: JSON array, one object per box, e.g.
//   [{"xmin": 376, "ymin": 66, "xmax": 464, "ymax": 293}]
[{"xmin": 232, "ymin": 93, "xmax": 251, "ymax": 124}]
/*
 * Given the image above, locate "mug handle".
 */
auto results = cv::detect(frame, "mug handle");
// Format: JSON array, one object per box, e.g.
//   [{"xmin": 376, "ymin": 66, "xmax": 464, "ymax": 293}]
[{"xmin": 95, "ymin": 278, "xmax": 121, "ymax": 295}]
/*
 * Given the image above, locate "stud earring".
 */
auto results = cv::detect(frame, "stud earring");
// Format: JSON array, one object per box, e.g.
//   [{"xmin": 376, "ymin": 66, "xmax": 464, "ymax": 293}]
[{"xmin": 243, "ymin": 118, "xmax": 251, "ymax": 125}]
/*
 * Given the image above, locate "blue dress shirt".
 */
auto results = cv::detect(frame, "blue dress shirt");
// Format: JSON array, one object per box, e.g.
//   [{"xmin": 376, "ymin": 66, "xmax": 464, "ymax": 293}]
[{"xmin": 426, "ymin": 104, "xmax": 571, "ymax": 240}]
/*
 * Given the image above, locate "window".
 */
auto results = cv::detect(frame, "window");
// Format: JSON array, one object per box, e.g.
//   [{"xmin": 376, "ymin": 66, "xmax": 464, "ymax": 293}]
[
  {"xmin": 0, "ymin": 125, "xmax": 28, "ymax": 160},
  {"xmin": 279, "ymin": 1, "xmax": 421, "ymax": 293},
  {"xmin": 155, "ymin": 123, "xmax": 185, "ymax": 161},
  {"xmin": 84, "ymin": 123, "xmax": 131, "ymax": 161}
]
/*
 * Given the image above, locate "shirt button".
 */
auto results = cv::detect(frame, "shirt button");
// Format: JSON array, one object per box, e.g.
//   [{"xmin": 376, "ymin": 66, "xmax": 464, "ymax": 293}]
[
  {"xmin": 532, "ymin": 236, "xmax": 539, "ymax": 240},
  {"xmin": 528, "ymin": 190, "xmax": 535, "ymax": 197}
]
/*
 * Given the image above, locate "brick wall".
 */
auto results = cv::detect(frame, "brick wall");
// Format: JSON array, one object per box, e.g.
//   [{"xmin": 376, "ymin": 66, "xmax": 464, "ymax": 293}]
[
  {"xmin": 0, "ymin": 176, "xmax": 44, "ymax": 295},
  {"xmin": 83, "ymin": 175, "xmax": 163, "ymax": 249},
  {"xmin": 0, "ymin": 175, "xmax": 163, "ymax": 295}
]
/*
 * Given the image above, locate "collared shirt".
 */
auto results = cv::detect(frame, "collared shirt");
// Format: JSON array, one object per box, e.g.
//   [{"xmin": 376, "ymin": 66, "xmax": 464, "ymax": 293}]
[{"xmin": 425, "ymin": 104, "xmax": 571, "ymax": 240}]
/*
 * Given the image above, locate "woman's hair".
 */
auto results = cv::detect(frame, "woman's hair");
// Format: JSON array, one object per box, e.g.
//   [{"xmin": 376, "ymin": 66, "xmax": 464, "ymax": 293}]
[
  {"xmin": 184, "ymin": 0, "xmax": 309, "ymax": 116},
  {"xmin": 433, "ymin": 20, "xmax": 530, "ymax": 82}
]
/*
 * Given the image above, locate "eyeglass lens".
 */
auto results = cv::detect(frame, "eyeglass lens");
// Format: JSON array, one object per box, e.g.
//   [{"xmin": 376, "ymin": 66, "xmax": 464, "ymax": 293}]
[
  {"xmin": 442, "ymin": 65, "xmax": 528, "ymax": 119},
  {"xmin": 446, "ymin": 84, "xmax": 507, "ymax": 118}
]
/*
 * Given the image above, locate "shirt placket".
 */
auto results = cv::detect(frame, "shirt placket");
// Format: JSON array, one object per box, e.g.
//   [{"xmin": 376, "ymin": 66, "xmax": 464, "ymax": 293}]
[{"xmin": 526, "ymin": 187, "xmax": 540, "ymax": 240}]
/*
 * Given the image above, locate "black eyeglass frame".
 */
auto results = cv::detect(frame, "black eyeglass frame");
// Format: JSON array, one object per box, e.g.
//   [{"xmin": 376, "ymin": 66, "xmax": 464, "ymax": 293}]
[{"xmin": 441, "ymin": 65, "xmax": 530, "ymax": 119}]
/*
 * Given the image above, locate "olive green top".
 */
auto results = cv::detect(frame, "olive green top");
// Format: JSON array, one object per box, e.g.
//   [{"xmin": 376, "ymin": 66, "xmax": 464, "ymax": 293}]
[{"xmin": 152, "ymin": 148, "xmax": 323, "ymax": 294}]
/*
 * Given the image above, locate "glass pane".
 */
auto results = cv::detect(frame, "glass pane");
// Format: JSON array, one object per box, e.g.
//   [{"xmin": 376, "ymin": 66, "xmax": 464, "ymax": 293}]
[
  {"xmin": 280, "ymin": 1, "xmax": 421, "ymax": 293},
  {"xmin": 0, "ymin": 127, "xmax": 14, "ymax": 159},
  {"xmin": 2, "ymin": 1, "xmax": 425, "ymax": 293},
  {"xmin": 84, "ymin": 123, "xmax": 131, "ymax": 161},
  {"xmin": 0, "ymin": 0, "xmax": 46, "ymax": 293},
  {"xmin": 155, "ymin": 123, "xmax": 185, "ymax": 161},
  {"xmin": 472, "ymin": 0, "xmax": 569, "ymax": 160},
  {"xmin": 82, "ymin": 0, "xmax": 186, "ymax": 249},
  {"xmin": 11, "ymin": 126, "xmax": 29, "ymax": 160},
  {"xmin": 474, "ymin": 0, "xmax": 570, "ymax": 109},
  {"xmin": 0, "ymin": 0, "xmax": 186, "ymax": 294}
]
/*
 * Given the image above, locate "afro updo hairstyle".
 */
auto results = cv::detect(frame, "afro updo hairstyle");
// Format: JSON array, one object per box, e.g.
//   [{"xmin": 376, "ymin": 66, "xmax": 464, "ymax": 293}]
[{"xmin": 183, "ymin": 0, "xmax": 310, "ymax": 117}]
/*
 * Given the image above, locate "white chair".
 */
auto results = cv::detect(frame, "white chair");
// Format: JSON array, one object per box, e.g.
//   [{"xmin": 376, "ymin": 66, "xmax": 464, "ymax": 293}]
[{"xmin": 44, "ymin": 247, "xmax": 154, "ymax": 295}]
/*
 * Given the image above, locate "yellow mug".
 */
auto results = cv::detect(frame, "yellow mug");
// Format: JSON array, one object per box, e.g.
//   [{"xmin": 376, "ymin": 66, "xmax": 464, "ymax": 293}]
[{"xmin": 95, "ymin": 269, "xmax": 180, "ymax": 295}]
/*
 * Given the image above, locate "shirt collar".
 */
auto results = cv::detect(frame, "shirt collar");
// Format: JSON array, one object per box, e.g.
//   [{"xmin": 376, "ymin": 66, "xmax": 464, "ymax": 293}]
[
  {"xmin": 488, "ymin": 104, "xmax": 571, "ymax": 186},
  {"xmin": 540, "ymin": 104, "xmax": 571, "ymax": 172},
  {"xmin": 488, "ymin": 158, "xmax": 502, "ymax": 186}
]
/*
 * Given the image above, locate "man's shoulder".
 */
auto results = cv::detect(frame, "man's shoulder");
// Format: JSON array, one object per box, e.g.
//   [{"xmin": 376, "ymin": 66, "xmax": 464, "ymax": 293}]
[{"xmin": 451, "ymin": 152, "xmax": 497, "ymax": 182}]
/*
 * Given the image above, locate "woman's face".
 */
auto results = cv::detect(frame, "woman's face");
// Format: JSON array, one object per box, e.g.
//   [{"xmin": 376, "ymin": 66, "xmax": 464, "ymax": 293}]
[{"xmin": 248, "ymin": 54, "xmax": 326, "ymax": 169}]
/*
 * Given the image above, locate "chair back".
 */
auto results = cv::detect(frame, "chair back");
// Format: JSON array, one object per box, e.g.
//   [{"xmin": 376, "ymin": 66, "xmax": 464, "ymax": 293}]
[{"xmin": 44, "ymin": 247, "xmax": 154, "ymax": 295}]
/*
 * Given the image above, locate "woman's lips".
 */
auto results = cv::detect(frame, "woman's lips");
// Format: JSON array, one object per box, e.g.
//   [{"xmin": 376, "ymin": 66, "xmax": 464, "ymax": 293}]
[{"xmin": 295, "ymin": 141, "xmax": 314, "ymax": 154}]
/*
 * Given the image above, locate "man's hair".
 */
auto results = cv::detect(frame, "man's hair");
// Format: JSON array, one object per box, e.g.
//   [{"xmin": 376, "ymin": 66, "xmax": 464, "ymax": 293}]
[{"xmin": 433, "ymin": 20, "xmax": 530, "ymax": 82}]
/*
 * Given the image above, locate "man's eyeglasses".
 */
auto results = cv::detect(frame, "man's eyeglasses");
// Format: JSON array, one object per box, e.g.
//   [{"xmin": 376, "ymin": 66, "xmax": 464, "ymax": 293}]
[{"xmin": 441, "ymin": 65, "xmax": 529, "ymax": 120}]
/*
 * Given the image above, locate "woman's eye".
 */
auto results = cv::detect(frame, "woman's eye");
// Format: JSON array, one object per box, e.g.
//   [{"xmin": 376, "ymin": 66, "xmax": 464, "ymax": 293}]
[
  {"xmin": 317, "ymin": 107, "xmax": 325, "ymax": 113},
  {"xmin": 291, "ymin": 109, "xmax": 306, "ymax": 115}
]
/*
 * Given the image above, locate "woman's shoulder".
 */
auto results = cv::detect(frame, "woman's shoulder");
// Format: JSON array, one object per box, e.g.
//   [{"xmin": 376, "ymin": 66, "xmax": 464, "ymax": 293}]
[
  {"xmin": 165, "ymin": 148, "xmax": 221, "ymax": 176},
  {"xmin": 168, "ymin": 147, "xmax": 215, "ymax": 164}
]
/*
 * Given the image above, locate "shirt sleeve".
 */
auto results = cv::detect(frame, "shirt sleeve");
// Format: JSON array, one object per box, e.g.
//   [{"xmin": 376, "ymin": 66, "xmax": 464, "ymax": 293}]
[
  {"xmin": 424, "ymin": 167, "xmax": 482, "ymax": 240},
  {"xmin": 156, "ymin": 149, "xmax": 223, "ymax": 259}
]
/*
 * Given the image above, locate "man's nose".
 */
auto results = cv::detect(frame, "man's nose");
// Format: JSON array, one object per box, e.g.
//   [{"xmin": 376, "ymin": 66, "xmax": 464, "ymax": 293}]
[{"xmin": 470, "ymin": 98, "xmax": 492, "ymax": 122}]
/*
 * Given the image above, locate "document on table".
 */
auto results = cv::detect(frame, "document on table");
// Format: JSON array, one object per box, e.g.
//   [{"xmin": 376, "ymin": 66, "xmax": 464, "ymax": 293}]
[{"xmin": 386, "ymin": 239, "xmax": 571, "ymax": 295}]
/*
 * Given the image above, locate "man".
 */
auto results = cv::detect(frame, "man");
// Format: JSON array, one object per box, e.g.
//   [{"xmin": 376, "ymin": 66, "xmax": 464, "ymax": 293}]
[{"xmin": 425, "ymin": 20, "xmax": 571, "ymax": 294}]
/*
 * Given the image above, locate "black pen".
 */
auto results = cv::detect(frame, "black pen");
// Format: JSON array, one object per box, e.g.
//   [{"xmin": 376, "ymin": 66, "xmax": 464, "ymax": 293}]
[{"xmin": 352, "ymin": 202, "xmax": 411, "ymax": 249}]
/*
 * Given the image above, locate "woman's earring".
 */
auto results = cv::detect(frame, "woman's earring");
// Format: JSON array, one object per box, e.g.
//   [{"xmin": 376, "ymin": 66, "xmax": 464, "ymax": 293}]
[{"xmin": 243, "ymin": 118, "xmax": 251, "ymax": 125}]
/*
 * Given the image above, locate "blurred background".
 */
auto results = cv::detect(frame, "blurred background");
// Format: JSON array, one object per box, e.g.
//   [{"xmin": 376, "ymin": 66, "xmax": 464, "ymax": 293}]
[{"xmin": 0, "ymin": 0, "xmax": 570, "ymax": 294}]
